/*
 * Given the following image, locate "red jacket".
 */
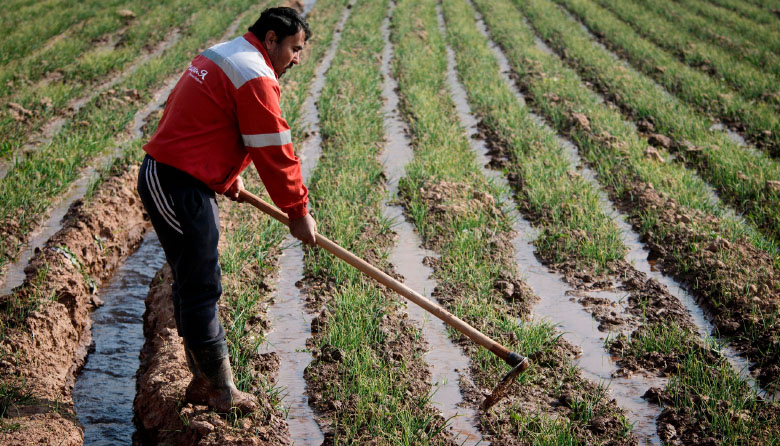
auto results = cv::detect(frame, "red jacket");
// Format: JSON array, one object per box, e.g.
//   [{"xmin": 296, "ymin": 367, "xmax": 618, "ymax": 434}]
[{"xmin": 144, "ymin": 32, "xmax": 308, "ymax": 219}]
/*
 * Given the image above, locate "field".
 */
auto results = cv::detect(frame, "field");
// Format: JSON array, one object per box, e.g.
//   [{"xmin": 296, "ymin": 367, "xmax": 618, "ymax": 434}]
[{"xmin": 0, "ymin": 0, "xmax": 779, "ymax": 444}]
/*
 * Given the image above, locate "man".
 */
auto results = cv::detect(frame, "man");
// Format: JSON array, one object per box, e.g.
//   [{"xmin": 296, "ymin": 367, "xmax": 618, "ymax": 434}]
[{"xmin": 137, "ymin": 7, "xmax": 317, "ymax": 413}]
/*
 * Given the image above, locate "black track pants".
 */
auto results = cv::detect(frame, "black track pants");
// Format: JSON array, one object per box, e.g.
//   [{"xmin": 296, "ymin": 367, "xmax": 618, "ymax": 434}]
[{"xmin": 137, "ymin": 154, "xmax": 225, "ymax": 347}]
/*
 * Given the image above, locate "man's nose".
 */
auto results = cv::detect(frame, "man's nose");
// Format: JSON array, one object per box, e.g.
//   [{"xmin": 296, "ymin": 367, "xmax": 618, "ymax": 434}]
[{"xmin": 292, "ymin": 52, "xmax": 301, "ymax": 65}]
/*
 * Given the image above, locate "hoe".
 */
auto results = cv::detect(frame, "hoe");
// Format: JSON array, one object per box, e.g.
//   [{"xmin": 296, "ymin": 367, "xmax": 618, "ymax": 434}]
[{"xmin": 240, "ymin": 189, "xmax": 530, "ymax": 409}]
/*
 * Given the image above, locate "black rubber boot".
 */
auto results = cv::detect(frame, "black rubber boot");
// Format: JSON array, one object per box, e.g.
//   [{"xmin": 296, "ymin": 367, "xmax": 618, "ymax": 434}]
[
  {"xmin": 184, "ymin": 345, "xmax": 210, "ymax": 406},
  {"xmin": 185, "ymin": 341, "xmax": 259, "ymax": 414}
]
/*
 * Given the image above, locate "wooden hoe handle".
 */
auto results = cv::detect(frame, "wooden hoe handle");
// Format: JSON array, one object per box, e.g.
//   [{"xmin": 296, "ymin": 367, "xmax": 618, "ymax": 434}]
[{"xmin": 239, "ymin": 189, "xmax": 521, "ymax": 365}]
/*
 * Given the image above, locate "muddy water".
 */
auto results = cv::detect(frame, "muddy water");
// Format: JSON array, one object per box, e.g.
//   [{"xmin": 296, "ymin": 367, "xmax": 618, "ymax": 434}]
[
  {"xmin": 516, "ymin": 7, "xmax": 772, "ymax": 398},
  {"xmin": 259, "ymin": 3, "xmax": 353, "ymax": 444},
  {"xmin": 379, "ymin": 6, "xmax": 483, "ymax": 445},
  {"xmin": 440, "ymin": 4, "xmax": 664, "ymax": 444},
  {"xmin": 73, "ymin": 231, "xmax": 166, "ymax": 445}
]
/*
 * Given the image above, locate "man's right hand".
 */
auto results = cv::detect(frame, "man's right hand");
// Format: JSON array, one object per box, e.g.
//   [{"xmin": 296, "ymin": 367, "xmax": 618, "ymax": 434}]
[{"xmin": 290, "ymin": 213, "xmax": 317, "ymax": 246}]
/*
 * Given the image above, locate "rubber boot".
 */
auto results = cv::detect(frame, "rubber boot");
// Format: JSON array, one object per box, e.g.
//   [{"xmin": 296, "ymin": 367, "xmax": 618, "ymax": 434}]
[
  {"xmin": 184, "ymin": 345, "xmax": 210, "ymax": 406},
  {"xmin": 186, "ymin": 341, "xmax": 259, "ymax": 414}
]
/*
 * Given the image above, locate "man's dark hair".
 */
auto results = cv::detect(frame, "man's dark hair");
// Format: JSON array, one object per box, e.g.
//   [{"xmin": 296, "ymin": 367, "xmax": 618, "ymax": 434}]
[{"xmin": 249, "ymin": 7, "xmax": 311, "ymax": 43}]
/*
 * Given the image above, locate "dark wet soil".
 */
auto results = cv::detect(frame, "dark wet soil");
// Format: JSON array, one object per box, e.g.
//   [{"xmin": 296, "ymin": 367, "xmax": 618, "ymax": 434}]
[
  {"xmin": 0, "ymin": 165, "xmax": 148, "ymax": 445},
  {"xmin": 301, "ymin": 219, "xmax": 459, "ymax": 445},
  {"xmin": 406, "ymin": 179, "xmax": 638, "ymax": 446},
  {"xmin": 133, "ymin": 264, "xmax": 290, "ymax": 446}
]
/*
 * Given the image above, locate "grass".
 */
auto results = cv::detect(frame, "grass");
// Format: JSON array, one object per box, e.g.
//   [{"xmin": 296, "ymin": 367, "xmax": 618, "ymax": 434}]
[
  {"xmin": 392, "ymin": 0, "xmax": 632, "ymax": 442},
  {"xmin": 524, "ymin": 0, "xmax": 780, "ymax": 254},
  {"xmin": 0, "ymin": 0, "xmax": 126, "ymax": 66},
  {"xmin": 0, "ymin": 0, "xmax": 199, "ymax": 155},
  {"xmin": 613, "ymin": 321, "xmax": 780, "ymax": 444},
  {"xmin": 635, "ymin": 0, "xmax": 780, "ymax": 77},
  {"xmin": 441, "ymin": 0, "xmax": 625, "ymax": 274},
  {"xmin": 554, "ymin": 0, "xmax": 780, "ymax": 158},
  {"xmin": 471, "ymin": 0, "xmax": 780, "ymax": 433},
  {"xmin": 0, "ymin": 0, "xmax": 259, "ymax": 280},
  {"xmin": 0, "ymin": 0, "xmax": 156, "ymax": 99},
  {"xmin": 690, "ymin": 0, "xmax": 780, "ymax": 29},
  {"xmin": 218, "ymin": 169, "xmax": 287, "ymax": 399},
  {"xmin": 591, "ymin": 0, "xmax": 780, "ymax": 108},
  {"xmin": 298, "ymin": 0, "xmax": 461, "ymax": 442}
]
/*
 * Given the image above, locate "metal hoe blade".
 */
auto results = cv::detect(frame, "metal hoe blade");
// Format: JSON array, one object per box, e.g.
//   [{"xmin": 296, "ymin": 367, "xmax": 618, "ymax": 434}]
[{"xmin": 482, "ymin": 356, "xmax": 529, "ymax": 410}]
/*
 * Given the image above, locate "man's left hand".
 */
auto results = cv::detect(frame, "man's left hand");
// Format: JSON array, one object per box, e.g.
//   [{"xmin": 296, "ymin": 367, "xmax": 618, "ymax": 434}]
[{"xmin": 225, "ymin": 176, "xmax": 245, "ymax": 202}]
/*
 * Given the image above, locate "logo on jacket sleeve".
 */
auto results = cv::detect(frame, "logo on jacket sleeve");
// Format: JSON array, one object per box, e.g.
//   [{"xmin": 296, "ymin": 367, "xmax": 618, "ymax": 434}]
[{"xmin": 187, "ymin": 64, "xmax": 208, "ymax": 83}]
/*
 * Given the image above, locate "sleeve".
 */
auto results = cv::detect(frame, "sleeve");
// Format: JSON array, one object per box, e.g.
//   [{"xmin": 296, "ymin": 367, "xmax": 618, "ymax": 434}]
[{"xmin": 236, "ymin": 77, "xmax": 308, "ymax": 219}]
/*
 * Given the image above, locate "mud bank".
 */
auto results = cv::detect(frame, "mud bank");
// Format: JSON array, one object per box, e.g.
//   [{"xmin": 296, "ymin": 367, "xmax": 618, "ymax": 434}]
[
  {"xmin": 133, "ymin": 264, "xmax": 290, "ymax": 446},
  {"xmin": 0, "ymin": 165, "xmax": 147, "ymax": 444},
  {"xmin": 300, "ymin": 223, "xmax": 459, "ymax": 445}
]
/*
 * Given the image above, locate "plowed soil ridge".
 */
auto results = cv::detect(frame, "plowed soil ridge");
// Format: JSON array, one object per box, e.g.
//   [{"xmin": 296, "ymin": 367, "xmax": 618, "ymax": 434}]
[
  {"xmin": 133, "ymin": 264, "xmax": 290, "ymax": 445},
  {"xmin": 0, "ymin": 165, "xmax": 147, "ymax": 444}
]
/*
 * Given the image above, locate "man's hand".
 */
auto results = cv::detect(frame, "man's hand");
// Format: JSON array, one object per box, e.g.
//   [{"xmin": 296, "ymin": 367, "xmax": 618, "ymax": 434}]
[
  {"xmin": 225, "ymin": 176, "xmax": 244, "ymax": 202},
  {"xmin": 290, "ymin": 213, "xmax": 317, "ymax": 246}
]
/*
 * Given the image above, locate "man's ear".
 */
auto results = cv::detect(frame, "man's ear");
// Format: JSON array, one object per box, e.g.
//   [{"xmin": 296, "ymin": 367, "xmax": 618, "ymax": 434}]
[{"xmin": 264, "ymin": 29, "xmax": 278, "ymax": 46}]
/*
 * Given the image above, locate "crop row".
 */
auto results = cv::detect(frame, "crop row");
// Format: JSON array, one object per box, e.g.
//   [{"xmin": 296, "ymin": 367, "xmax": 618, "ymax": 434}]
[
  {"xmin": 1, "ymin": 0, "xmax": 199, "ymax": 157},
  {"xmin": 635, "ymin": 0, "xmax": 780, "ymax": 76},
  {"xmin": 461, "ymin": 0, "xmax": 780, "ymax": 441},
  {"xmin": 0, "ymin": 0, "xmax": 260, "ymax": 282},
  {"xmin": 482, "ymin": 0, "xmax": 780, "ymax": 389},
  {"xmin": 299, "ymin": 0, "xmax": 462, "ymax": 442},
  {"xmin": 555, "ymin": 0, "xmax": 780, "ymax": 159},
  {"xmin": 392, "ymin": 0, "xmax": 640, "ymax": 443},
  {"xmin": 593, "ymin": 0, "xmax": 780, "ymax": 107},
  {"xmin": 697, "ymin": 0, "xmax": 780, "ymax": 28},
  {"xmin": 0, "ymin": 0, "xmax": 130, "ymax": 66},
  {"xmin": 531, "ymin": 0, "xmax": 780, "ymax": 254}
]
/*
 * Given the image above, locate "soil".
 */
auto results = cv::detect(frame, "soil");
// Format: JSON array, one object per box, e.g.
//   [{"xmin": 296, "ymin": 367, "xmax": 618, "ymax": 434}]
[
  {"xmin": 302, "ymin": 218, "xmax": 459, "ymax": 445},
  {"xmin": 506, "ymin": 40, "xmax": 780, "ymax": 388},
  {"xmin": 0, "ymin": 165, "xmax": 148, "ymax": 444},
  {"xmin": 133, "ymin": 266, "xmax": 290, "ymax": 446},
  {"xmin": 624, "ymin": 181, "xmax": 780, "ymax": 387},
  {"xmin": 132, "ymin": 186, "xmax": 292, "ymax": 445},
  {"xmin": 409, "ymin": 179, "xmax": 638, "ymax": 446},
  {"xmin": 477, "ymin": 113, "xmax": 699, "ymax": 377}
]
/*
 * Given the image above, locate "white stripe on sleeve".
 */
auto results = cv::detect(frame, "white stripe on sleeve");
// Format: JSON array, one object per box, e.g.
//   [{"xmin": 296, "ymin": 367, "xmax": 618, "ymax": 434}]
[{"xmin": 242, "ymin": 129, "xmax": 292, "ymax": 149}]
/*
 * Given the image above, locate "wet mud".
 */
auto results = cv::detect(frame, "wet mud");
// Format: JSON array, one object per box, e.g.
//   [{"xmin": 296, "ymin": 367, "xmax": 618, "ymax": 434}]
[
  {"xmin": 0, "ymin": 165, "xmax": 148, "ymax": 444},
  {"xmin": 300, "ymin": 223, "xmax": 459, "ymax": 445},
  {"xmin": 255, "ymin": 1, "xmax": 351, "ymax": 443},
  {"xmin": 379, "ymin": 6, "xmax": 483, "ymax": 443},
  {"xmin": 133, "ymin": 263, "xmax": 290, "ymax": 446},
  {"xmin": 73, "ymin": 232, "xmax": 166, "ymax": 445}
]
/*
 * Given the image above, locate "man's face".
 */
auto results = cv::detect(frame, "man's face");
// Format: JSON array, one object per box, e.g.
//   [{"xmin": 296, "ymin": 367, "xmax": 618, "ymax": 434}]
[{"xmin": 264, "ymin": 29, "xmax": 306, "ymax": 78}]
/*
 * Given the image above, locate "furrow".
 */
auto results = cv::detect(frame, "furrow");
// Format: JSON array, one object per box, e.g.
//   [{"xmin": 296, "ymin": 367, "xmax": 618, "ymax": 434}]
[
  {"xmin": 437, "ymin": 3, "xmax": 667, "ymax": 443},
  {"xmin": 259, "ymin": 0, "xmax": 351, "ymax": 443},
  {"xmin": 465, "ymin": 0, "xmax": 765, "ymax": 402},
  {"xmin": 592, "ymin": 0, "xmax": 780, "ymax": 107},
  {"xmin": 379, "ymin": 3, "xmax": 482, "ymax": 443},
  {"xmin": 298, "ymin": 0, "xmax": 461, "ymax": 443},
  {"xmin": 0, "ymin": 163, "xmax": 148, "ymax": 444},
  {"xmin": 690, "ymin": 0, "xmax": 780, "ymax": 29},
  {"xmin": 0, "ymin": 26, "xmax": 183, "ymax": 181},
  {"xmin": 0, "ymin": 0, "xmax": 195, "ymax": 154},
  {"xmin": 0, "ymin": 0, "xmax": 260, "ymax": 286},
  {"xmin": 638, "ymin": 0, "xmax": 780, "ymax": 77},
  {"xmin": 470, "ymin": 0, "xmax": 780, "ymax": 441},
  {"xmin": 392, "ymin": 0, "xmax": 638, "ymax": 443},
  {"xmin": 553, "ymin": 0, "xmax": 780, "ymax": 158}
]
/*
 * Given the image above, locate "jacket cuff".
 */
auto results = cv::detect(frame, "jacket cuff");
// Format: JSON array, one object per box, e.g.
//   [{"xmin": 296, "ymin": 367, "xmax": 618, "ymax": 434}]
[{"xmin": 284, "ymin": 201, "xmax": 308, "ymax": 220}]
